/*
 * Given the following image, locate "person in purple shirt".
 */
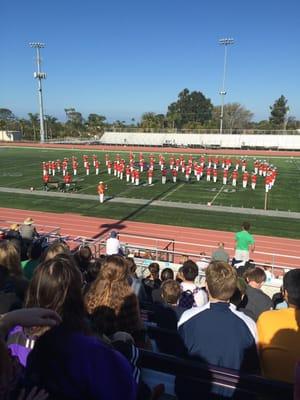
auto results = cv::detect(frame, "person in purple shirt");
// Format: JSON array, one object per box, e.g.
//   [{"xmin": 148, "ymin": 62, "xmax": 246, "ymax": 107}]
[{"xmin": 8, "ymin": 254, "xmax": 137, "ymax": 400}]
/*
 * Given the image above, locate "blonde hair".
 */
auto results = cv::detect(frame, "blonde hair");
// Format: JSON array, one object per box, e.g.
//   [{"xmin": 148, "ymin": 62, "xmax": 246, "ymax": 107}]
[
  {"xmin": 205, "ymin": 261, "xmax": 237, "ymax": 301},
  {"xmin": 0, "ymin": 240, "xmax": 22, "ymax": 276}
]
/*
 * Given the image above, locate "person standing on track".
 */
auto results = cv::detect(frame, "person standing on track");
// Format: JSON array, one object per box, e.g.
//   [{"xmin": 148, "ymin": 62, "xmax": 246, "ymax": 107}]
[
  {"xmin": 97, "ymin": 181, "xmax": 106, "ymax": 203},
  {"xmin": 234, "ymin": 221, "xmax": 255, "ymax": 262}
]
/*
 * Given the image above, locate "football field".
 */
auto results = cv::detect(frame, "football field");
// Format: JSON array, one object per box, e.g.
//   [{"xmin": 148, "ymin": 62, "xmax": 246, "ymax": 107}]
[{"xmin": 0, "ymin": 146, "xmax": 300, "ymax": 239}]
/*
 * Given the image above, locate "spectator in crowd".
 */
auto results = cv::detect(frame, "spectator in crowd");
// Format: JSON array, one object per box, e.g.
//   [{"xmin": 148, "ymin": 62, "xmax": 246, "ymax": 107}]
[
  {"xmin": 272, "ymin": 286, "xmax": 288, "ymax": 310},
  {"xmin": 178, "ymin": 261, "xmax": 259, "ymax": 398},
  {"xmin": 175, "ymin": 266, "xmax": 184, "ymax": 283},
  {"xmin": 211, "ymin": 242, "xmax": 230, "ymax": 263},
  {"xmin": 42, "ymin": 240, "xmax": 70, "ymax": 262},
  {"xmin": 74, "ymin": 245, "xmax": 93, "ymax": 274},
  {"xmin": 179, "ymin": 260, "xmax": 208, "ymax": 308},
  {"xmin": 106, "ymin": 231, "xmax": 123, "ymax": 256},
  {"xmin": 19, "ymin": 218, "xmax": 39, "ymax": 259},
  {"xmin": 243, "ymin": 267, "xmax": 272, "ymax": 321},
  {"xmin": 235, "ymin": 221, "xmax": 255, "ymax": 262},
  {"xmin": 83, "ymin": 257, "xmax": 104, "ymax": 294},
  {"xmin": 126, "ymin": 257, "xmax": 148, "ymax": 304},
  {"xmin": 21, "ymin": 241, "xmax": 43, "ymax": 280},
  {"xmin": 152, "ymin": 267, "xmax": 174, "ymax": 303},
  {"xmin": 154, "ymin": 280, "xmax": 185, "ymax": 330},
  {"xmin": 7, "ymin": 254, "xmax": 82, "ymax": 367},
  {"xmin": 196, "ymin": 252, "xmax": 211, "ymax": 271},
  {"xmin": 0, "ymin": 240, "xmax": 28, "ymax": 304},
  {"xmin": 230, "ymin": 277, "xmax": 248, "ymax": 309},
  {"xmin": 142, "ymin": 262, "xmax": 162, "ymax": 302},
  {"xmin": 23, "ymin": 256, "xmax": 137, "ymax": 400},
  {"xmin": 0, "ymin": 307, "xmax": 61, "ymax": 400},
  {"xmin": 85, "ymin": 255, "xmax": 143, "ymax": 345},
  {"xmin": 257, "ymin": 268, "xmax": 300, "ymax": 383},
  {"xmin": 0, "ymin": 265, "xmax": 22, "ymax": 314},
  {"xmin": 5, "ymin": 223, "xmax": 22, "ymax": 242}
]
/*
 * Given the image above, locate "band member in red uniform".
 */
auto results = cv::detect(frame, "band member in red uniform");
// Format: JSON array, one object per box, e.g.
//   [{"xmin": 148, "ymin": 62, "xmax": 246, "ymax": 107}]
[
  {"xmin": 213, "ymin": 168, "xmax": 218, "ymax": 183},
  {"xmin": 161, "ymin": 168, "xmax": 167, "ymax": 184},
  {"xmin": 206, "ymin": 167, "xmax": 212, "ymax": 182},
  {"xmin": 242, "ymin": 171, "xmax": 249, "ymax": 188},
  {"xmin": 172, "ymin": 168, "xmax": 178, "ymax": 183},
  {"xmin": 135, "ymin": 169, "xmax": 140, "ymax": 186},
  {"xmin": 148, "ymin": 168, "xmax": 154, "ymax": 185},
  {"xmin": 126, "ymin": 165, "xmax": 131, "ymax": 182},
  {"xmin": 223, "ymin": 169, "xmax": 228, "ymax": 185},
  {"xmin": 232, "ymin": 169, "xmax": 238, "ymax": 187},
  {"xmin": 251, "ymin": 173, "xmax": 257, "ymax": 190},
  {"xmin": 43, "ymin": 173, "xmax": 50, "ymax": 190},
  {"xmin": 95, "ymin": 160, "xmax": 100, "ymax": 175}
]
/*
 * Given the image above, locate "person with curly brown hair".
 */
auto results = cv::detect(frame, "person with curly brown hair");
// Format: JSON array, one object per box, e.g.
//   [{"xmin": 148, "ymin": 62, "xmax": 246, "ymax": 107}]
[{"xmin": 85, "ymin": 255, "xmax": 143, "ymax": 343}]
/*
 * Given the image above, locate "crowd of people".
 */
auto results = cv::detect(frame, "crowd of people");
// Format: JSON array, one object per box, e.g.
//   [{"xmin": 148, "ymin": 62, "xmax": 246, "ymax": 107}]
[{"xmin": 0, "ymin": 218, "xmax": 299, "ymax": 399}]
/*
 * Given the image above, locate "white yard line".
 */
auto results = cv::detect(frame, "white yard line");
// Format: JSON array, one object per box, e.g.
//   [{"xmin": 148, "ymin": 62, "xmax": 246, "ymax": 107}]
[
  {"xmin": 161, "ymin": 183, "xmax": 185, "ymax": 201},
  {"xmin": 209, "ymin": 184, "xmax": 227, "ymax": 205}
]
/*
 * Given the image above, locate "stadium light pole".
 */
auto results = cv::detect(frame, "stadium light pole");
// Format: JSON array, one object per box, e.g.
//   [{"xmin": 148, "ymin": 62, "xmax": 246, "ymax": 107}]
[
  {"xmin": 219, "ymin": 38, "xmax": 234, "ymax": 134},
  {"xmin": 30, "ymin": 42, "xmax": 47, "ymax": 143}
]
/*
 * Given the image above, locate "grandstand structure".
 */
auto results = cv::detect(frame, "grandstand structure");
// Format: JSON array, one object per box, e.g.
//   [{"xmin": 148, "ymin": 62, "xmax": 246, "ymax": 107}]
[{"xmin": 99, "ymin": 131, "xmax": 300, "ymax": 150}]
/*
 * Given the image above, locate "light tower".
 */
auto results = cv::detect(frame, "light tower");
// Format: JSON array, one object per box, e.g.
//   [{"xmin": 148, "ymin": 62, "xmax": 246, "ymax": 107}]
[
  {"xmin": 30, "ymin": 42, "xmax": 47, "ymax": 143},
  {"xmin": 219, "ymin": 38, "xmax": 234, "ymax": 134}
]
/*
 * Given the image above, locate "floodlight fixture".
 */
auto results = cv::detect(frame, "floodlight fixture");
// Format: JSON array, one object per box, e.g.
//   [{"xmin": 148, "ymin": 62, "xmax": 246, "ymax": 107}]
[
  {"xmin": 218, "ymin": 37, "xmax": 234, "ymax": 134},
  {"xmin": 29, "ymin": 42, "xmax": 47, "ymax": 143}
]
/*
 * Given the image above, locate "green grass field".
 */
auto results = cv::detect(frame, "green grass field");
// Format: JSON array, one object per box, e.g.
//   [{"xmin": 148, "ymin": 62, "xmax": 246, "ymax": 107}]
[{"xmin": 0, "ymin": 146, "xmax": 299, "ymax": 238}]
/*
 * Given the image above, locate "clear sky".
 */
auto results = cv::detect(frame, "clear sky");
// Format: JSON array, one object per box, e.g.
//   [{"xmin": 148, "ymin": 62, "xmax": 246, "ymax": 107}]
[{"xmin": 1, "ymin": 0, "xmax": 299, "ymax": 122}]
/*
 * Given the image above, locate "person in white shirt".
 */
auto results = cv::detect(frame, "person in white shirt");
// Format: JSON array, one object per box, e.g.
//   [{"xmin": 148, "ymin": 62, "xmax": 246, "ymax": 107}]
[{"xmin": 106, "ymin": 231, "xmax": 123, "ymax": 255}]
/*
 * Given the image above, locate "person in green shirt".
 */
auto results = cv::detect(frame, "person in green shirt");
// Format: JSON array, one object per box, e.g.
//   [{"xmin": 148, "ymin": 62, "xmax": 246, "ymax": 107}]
[
  {"xmin": 234, "ymin": 222, "xmax": 255, "ymax": 262},
  {"xmin": 21, "ymin": 242, "xmax": 42, "ymax": 280}
]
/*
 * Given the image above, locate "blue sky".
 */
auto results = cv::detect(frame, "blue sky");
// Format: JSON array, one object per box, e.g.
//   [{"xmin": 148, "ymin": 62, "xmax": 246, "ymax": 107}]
[{"xmin": 1, "ymin": 0, "xmax": 299, "ymax": 122}]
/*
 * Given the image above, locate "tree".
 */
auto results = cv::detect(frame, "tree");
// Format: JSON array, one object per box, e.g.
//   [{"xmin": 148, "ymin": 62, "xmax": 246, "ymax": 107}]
[
  {"xmin": 0, "ymin": 108, "xmax": 17, "ymax": 130},
  {"xmin": 86, "ymin": 114, "xmax": 106, "ymax": 134},
  {"xmin": 140, "ymin": 112, "xmax": 167, "ymax": 130},
  {"xmin": 269, "ymin": 95, "xmax": 289, "ymax": 128},
  {"xmin": 167, "ymin": 89, "xmax": 213, "ymax": 128},
  {"xmin": 64, "ymin": 108, "xmax": 85, "ymax": 136},
  {"xmin": 212, "ymin": 103, "xmax": 253, "ymax": 133},
  {"xmin": 28, "ymin": 113, "xmax": 39, "ymax": 141}
]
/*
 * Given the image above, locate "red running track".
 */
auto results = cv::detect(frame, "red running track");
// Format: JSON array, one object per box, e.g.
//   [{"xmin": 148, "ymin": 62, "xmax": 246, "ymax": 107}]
[{"xmin": 1, "ymin": 207, "xmax": 299, "ymax": 269}]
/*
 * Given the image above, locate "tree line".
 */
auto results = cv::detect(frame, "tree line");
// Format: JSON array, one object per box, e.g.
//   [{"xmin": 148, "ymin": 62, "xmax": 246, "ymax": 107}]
[{"xmin": 0, "ymin": 90, "xmax": 298, "ymax": 140}]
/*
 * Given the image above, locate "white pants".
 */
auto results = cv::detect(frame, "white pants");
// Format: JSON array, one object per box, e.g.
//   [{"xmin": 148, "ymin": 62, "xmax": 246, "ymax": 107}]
[
  {"xmin": 242, "ymin": 166, "xmax": 246, "ymax": 172},
  {"xmin": 126, "ymin": 174, "xmax": 130, "ymax": 182},
  {"xmin": 148, "ymin": 177, "xmax": 152, "ymax": 185},
  {"xmin": 43, "ymin": 170, "xmax": 47, "ymax": 176},
  {"xmin": 96, "ymin": 168, "xmax": 99, "ymax": 175},
  {"xmin": 207, "ymin": 175, "xmax": 211, "ymax": 182},
  {"xmin": 265, "ymin": 185, "xmax": 269, "ymax": 192},
  {"xmin": 223, "ymin": 178, "xmax": 227, "ymax": 185},
  {"xmin": 213, "ymin": 176, "xmax": 217, "ymax": 183},
  {"xmin": 185, "ymin": 175, "xmax": 190, "ymax": 182},
  {"xmin": 196, "ymin": 175, "xmax": 200, "ymax": 181},
  {"xmin": 114, "ymin": 170, "xmax": 117, "ymax": 176},
  {"xmin": 173, "ymin": 176, "xmax": 177, "ymax": 183},
  {"xmin": 235, "ymin": 249, "xmax": 249, "ymax": 262},
  {"xmin": 251, "ymin": 183, "xmax": 256, "ymax": 190},
  {"xmin": 63, "ymin": 170, "xmax": 66, "ymax": 176},
  {"xmin": 162, "ymin": 176, "xmax": 166, "ymax": 184},
  {"xmin": 73, "ymin": 169, "xmax": 77, "ymax": 176},
  {"xmin": 135, "ymin": 179, "xmax": 139, "ymax": 186},
  {"xmin": 84, "ymin": 161, "xmax": 87, "ymax": 168},
  {"xmin": 242, "ymin": 180, "xmax": 247, "ymax": 188},
  {"xmin": 140, "ymin": 166, "xmax": 144, "ymax": 172},
  {"xmin": 86, "ymin": 170, "xmax": 90, "ymax": 176},
  {"xmin": 254, "ymin": 168, "xmax": 258, "ymax": 174},
  {"xmin": 52, "ymin": 170, "xmax": 55, "ymax": 176},
  {"xmin": 232, "ymin": 179, "xmax": 236, "ymax": 186},
  {"xmin": 120, "ymin": 172, "xmax": 123, "ymax": 180},
  {"xmin": 108, "ymin": 168, "xmax": 111, "ymax": 175},
  {"xmin": 99, "ymin": 193, "xmax": 104, "ymax": 203},
  {"xmin": 131, "ymin": 177, "xmax": 135, "ymax": 184}
]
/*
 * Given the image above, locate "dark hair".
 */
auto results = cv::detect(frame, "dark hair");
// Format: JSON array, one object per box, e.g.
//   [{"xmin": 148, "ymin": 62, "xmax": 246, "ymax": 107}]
[
  {"xmin": 283, "ymin": 269, "xmax": 300, "ymax": 307},
  {"xmin": 26, "ymin": 255, "xmax": 85, "ymax": 332},
  {"xmin": 161, "ymin": 268, "xmax": 174, "ymax": 282},
  {"xmin": 27, "ymin": 242, "xmax": 43, "ymax": 260},
  {"xmin": 242, "ymin": 221, "xmax": 251, "ymax": 231},
  {"xmin": 182, "ymin": 260, "xmax": 198, "ymax": 282},
  {"xmin": 126, "ymin": 257, "xmax": 137, "ymax": 274},
  {"xmin": 85, "ymin": 259, "xmax": 102, "ymax": 283},
  {"xmin": 161, "ymin": 280, "xmax": 181, "ymax": 304},
  {"xmin": 244, "ymin": 267, "xmax": 266, "ymax": 284},
  {"xmin": 230, "ymin": 277, "xmax": 247, "ymax": 306},
  {"xmin": 148, "ymin": 263, "xmax": 160, "ymax": 278}
]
